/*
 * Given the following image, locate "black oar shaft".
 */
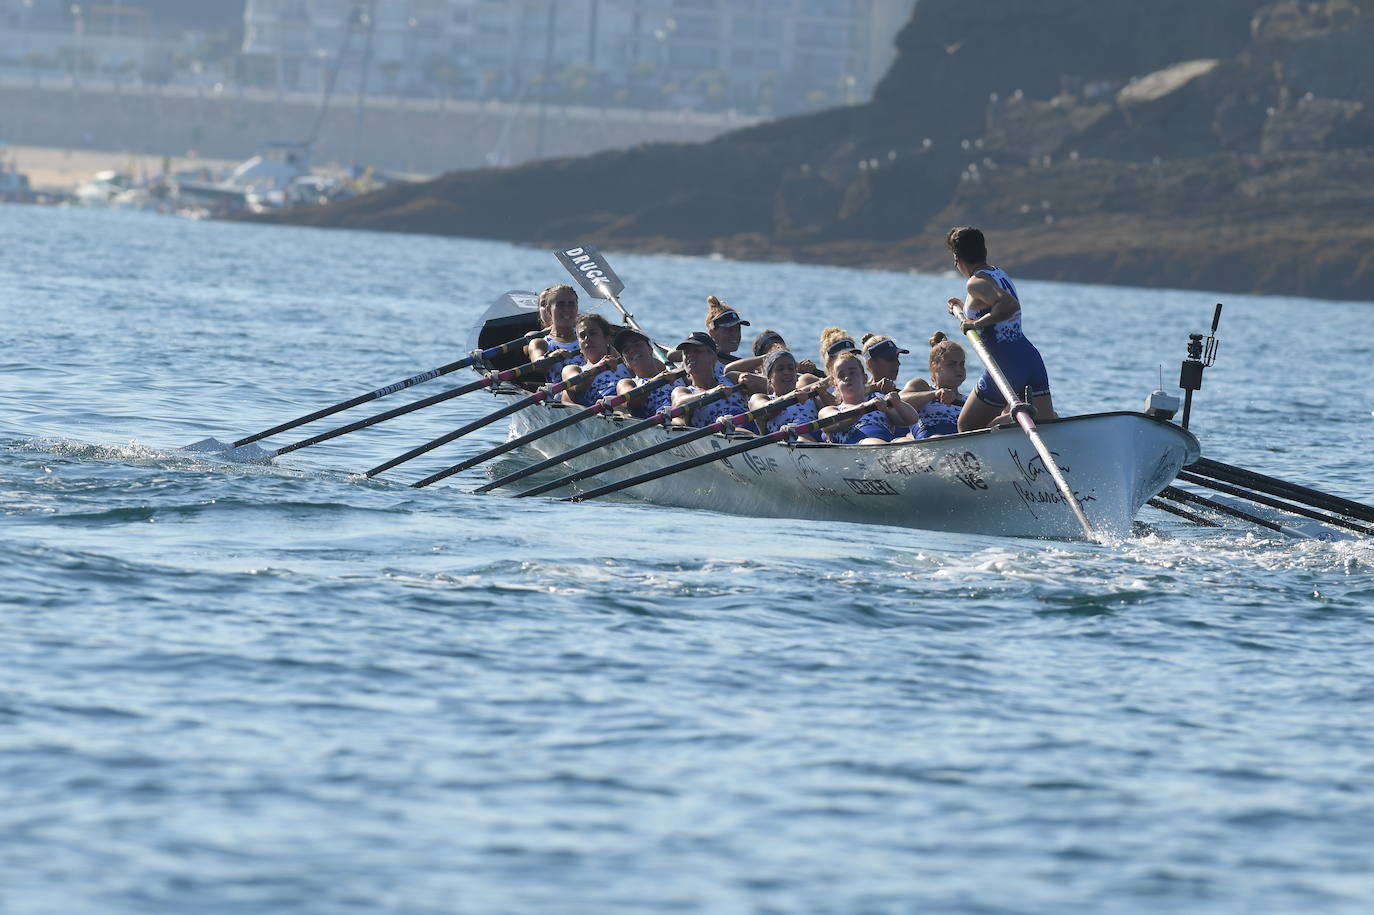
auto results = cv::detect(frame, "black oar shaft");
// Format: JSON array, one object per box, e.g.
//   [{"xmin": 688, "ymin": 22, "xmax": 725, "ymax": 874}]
[
  {"xmin": 366, "ymin": 385, "xmax": 567, "ymax": 478},
  {"xmin": 475, "ymin": 414, "xmax": 664, "ymax": 494},
  {"xmin": 231, "ymin": 331, "xmax": 538, "ymax": 448},
  {"xmin": 417, "ymin": 372, "xmax": 686, "ymax": 488},
  {"xmin": 272, "ymin": 350, "xmax": 571, "ymax": 458},
  {"xmin": 513, "ymin": 385, "xmax": 747, "ymax": 499},
  {"xmin": 1177, "ymin": 471, "xmax": 1374, "ymax": 536},
  {"xmin": 1158, "ymin": 486, "xmax": 1295, "ymax": 535},
  {"xmin": 568, "ymin": 402, "xmax": 872, "ymax": 503},
  {"xmin": 571, "ymin": 429, "xmax": 783, "ymax": 502},
  {"xmin": 1186, "ymin": 458, "xmax": 1374, "ymax": 524},
  {"xmin": 1148, "ymin": 497, "xmax": 1222, "ymax": 527}
]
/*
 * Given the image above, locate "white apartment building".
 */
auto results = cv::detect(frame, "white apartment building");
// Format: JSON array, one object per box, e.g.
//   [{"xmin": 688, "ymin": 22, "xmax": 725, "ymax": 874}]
[{"xmin": 239, "ymin": 0, "xmax": 917, "ymax": 112}]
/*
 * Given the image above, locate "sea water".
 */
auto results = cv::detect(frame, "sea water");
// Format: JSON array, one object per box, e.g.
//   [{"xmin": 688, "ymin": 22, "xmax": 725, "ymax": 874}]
[{"xmin": 2, "ymin": 205, "xmax": 1372, "ymax": 915}]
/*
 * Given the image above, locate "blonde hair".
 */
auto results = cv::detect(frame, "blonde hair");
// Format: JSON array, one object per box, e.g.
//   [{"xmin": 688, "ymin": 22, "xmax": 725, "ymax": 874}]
[
  {"xmin": 928, "ymin": 331, "xmax": 964, "ymax": 369},
  {"xmin": 705, "ymin": 294, "xmax": 734, "ymax": 328},
  {"xmin": 819, "ymin": 326, "xmax": 857, "ymax": 369}
]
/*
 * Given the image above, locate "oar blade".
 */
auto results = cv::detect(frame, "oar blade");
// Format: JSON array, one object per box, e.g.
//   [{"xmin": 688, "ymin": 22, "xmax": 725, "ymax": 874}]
[
  {"xmin": 555, "ymin": 245, "xmax": 625, "ymax": 301},
  {"xmin": 180, "ymin": 437, "xmax": 274, "ymax": 464}
]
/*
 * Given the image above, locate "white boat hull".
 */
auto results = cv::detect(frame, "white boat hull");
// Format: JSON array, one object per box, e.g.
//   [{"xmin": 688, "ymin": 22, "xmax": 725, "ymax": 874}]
[{"xmin": 489, "ymin": 394, "xmax": 1200, "ymax": 539}]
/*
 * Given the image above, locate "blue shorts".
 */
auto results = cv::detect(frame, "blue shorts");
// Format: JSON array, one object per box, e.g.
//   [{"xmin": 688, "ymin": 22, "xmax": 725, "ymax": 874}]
[{"xmin": 975, "ymin": 341, "xmax": 1050, "ymax": 408}]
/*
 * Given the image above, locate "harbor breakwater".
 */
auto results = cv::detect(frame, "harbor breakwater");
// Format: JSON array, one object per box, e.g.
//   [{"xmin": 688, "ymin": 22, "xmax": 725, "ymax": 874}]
[{"xmin": 0, "ymin": 77, "xmax": 754, "ymax": 178}]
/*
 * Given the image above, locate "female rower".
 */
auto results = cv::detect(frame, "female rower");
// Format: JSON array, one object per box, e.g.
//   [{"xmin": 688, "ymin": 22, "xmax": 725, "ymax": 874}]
[
  {"xmin": 814, "ymin": 326, "xmax": 861, "ymax": 404},
  {"xmin": 818, "ymin": 351, "xmax": 918, "ymax": 445},
  {"xmin": 670, "ymin": 331, "xmax": 751, "ymax": 429},
  {"xmin": 613, "ymin": 327, "xmax": 681, "ymax": 418},
  {"xmin": 527, "ymin": 283, "xmax": 581, "ymax": 383},
  {"xmin": 946, "ymin": 225, "xmax": 1055, "ymax": 431},
  {"xmin": 724, "ymin": 329, "xmax": 820, "ymax": 377},
  {"xmin": 749, "ymin": 348, "xmax": 822, "ymax": 442},
  {"xmin": 860, "ymin": 333, "xmax": 921, "ymax": 436},
  {"xmin": 560, "ymin": 313, "xmax": 628, "ymax": 407},
  {"xmin": 704, "ymin": 294, "xmax": 750, "ymax": 375},
  {"xmin": 908, "ymin": 331, "xmax": 968, "ymax": 439}
]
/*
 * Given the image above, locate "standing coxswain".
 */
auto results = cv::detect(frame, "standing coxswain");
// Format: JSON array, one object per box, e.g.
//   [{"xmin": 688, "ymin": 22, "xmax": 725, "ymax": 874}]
[{"xmin": 945, "ymin": 226, "xmax": 1055, "ymax": 431}]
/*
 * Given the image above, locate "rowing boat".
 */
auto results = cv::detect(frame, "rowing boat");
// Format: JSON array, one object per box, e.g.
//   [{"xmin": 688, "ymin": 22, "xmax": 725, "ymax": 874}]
[{"xmin": 467, "ymin": 292, "xmax": 1200, "ymax": 539}]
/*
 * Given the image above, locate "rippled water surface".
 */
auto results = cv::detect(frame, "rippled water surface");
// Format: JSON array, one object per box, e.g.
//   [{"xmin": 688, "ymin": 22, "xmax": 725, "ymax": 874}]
[{"xmin": 2, "ymin": 206, "xmax": 1372, "ymax": 914}]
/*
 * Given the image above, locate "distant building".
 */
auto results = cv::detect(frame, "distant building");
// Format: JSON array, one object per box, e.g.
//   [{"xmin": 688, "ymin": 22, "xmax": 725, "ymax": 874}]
[
  {"xmin": 0, "ymin": 0, "xmax": 200, "ymax": 76},
  {"xmin": 236, "ymin": 0, "xmax": 917, "ymax": 112}
]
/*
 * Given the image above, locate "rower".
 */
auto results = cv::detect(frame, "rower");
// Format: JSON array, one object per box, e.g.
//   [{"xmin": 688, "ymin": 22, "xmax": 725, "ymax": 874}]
[
  {"xmin": 613, "ymin": 327, "xmax": 680, "ymax": 418},
  {"xmin": 750, "ymin": 348, "xmax": 822, "ymax": 442},
  {"xmin": 560, "ymin": 314, "xmax": 629, "ymax": 407},
  {"xmin": 907, "ymin": 331, "xmax": 968, "ymax": 439},
  {"xmin": 670, "ymin": 331, "xmax": 751, "ymax": 429},
  {"xmin": 945, "ymin": 225, "xmax": 1055, "ymax": 431},
  {"xmin": 527, "ymin": 283, "xmax": 581, "ymax": 384},
  {"xmin": 818, "ymin": 351, "xmax": 918, "ymax": 445},
  {"xmin": 724, "ymin": 329, "xmax": 820, "ymax": 377},
  {"xmin": 815, "ymin": 327, "xmax": 861, "ymax": 404},
  {"xmin": 704, "ymin": 294, "xmax": 750, "ymax": 377},
  {"xmin": 861, "ymin": 333, "xmax": 918, "ymax": 436}
]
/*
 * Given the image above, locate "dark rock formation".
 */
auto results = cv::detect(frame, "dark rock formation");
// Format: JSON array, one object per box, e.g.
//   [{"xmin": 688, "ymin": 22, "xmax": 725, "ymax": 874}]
[{"xmin": 258, "ymin": 0, "xmax": 1374, "ymax": 302}]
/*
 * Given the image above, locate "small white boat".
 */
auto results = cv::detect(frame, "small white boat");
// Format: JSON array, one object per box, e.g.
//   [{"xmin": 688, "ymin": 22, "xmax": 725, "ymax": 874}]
[{"xmin": 467, "ymin": 292, "xmax": 1200, "ymax": 539}]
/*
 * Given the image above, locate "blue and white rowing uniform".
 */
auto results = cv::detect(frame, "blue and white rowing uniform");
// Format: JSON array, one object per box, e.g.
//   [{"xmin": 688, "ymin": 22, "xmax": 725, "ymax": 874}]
[
  {"xmin": 913, "ymin": 395, "xmax": 966, "ymax": 439},
  {"xmin": 825, "ymin": 393, "xmax": 894, "ymax": 444},
  {"xmin": 683, "ymin": 384, "xmax": 750, "ymax": 429},
  {"xmin": 965, "ymin": 266, "xmax": 1050, "ymax": 407},
  {"xmin": 713, "ymin": 360, "xmax": 730, "ymax": 382},
  {"xmin": 542, "ymin": 335, "xmax": 581, "ymax": 383},
  {"xmin": 628, "ymin": 374, "xmax": 683, "ymax": 418},
  {"xmin": 572, "ymin": 364, "xmax": 631, "ymax": 407},
  {"xmin": 766, "ymin": 398, "xmax": 819, "ymax": 436}
]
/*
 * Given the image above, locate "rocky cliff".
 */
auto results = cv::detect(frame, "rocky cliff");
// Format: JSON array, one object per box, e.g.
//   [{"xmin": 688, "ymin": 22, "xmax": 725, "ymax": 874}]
[{"xmin": 260, "ymin": 0, "xmax": 1374, "ymax": 302}]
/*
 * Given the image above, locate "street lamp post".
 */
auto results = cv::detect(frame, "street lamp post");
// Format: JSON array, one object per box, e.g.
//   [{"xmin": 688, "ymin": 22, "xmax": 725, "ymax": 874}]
[{"xmin": 70, "ymin": 4, "xmax": 83, "ymax": 96}]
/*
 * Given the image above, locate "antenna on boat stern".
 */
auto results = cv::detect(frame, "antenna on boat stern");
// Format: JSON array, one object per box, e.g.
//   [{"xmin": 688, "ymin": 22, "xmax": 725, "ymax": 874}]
[{"xmin": 1178, "ymin": 303, "xmax": 1222, "ymax": 429}]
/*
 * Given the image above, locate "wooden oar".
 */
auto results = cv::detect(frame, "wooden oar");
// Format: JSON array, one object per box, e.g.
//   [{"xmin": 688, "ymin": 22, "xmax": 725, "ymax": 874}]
[
  {"xmin": 515, "ymin": 384, "xmax": 808, "ymax": 500},
  {"xmin": 1185, "ymin": 458, "xmax": 1374, "ymax": 525},
  {"xmin": 268, "ymin": 349, "xmax": 575, "ymax": 458},
  {"xmin": 1157, "ymin": 486, "xmax": 1313, "ymax": 539},
  {"xmin": 216, "ymin": 330, "xmax": 541, "ymax": 450},
  {"xmin": 569, "ymin": 401, "xmax": 882, "ymax": 503},
  {"xmin": 407, "ymin": 371, "xmax": 687, "ymax": 488},
  {"xmin": 952, "ymin": 306, "xmax": 1095, "ymax": 540},
  {"xmin": 474, "ymin": 377, "xmax": 707, "ymax": 494},
  {"xmin": 1177, "ymin": 471, "xmax": 1373, "ymax": 537}
]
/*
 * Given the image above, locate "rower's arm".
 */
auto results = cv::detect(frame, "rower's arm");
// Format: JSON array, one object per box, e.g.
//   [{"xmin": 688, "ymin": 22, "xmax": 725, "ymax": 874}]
[
  {"xmin": 900, "ymin": 388, "xmax": 941, "ymax": 410},
  {"xmin": 962, "ymin": 276, "xmax": 1019, "ymax": 330}
]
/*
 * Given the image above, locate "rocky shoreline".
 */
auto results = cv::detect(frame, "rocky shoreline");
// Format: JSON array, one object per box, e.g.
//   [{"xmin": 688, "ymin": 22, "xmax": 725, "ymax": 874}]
[{"xmin": 254, "ymin": 0, "xmax": 1374, "ymax": 303}]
